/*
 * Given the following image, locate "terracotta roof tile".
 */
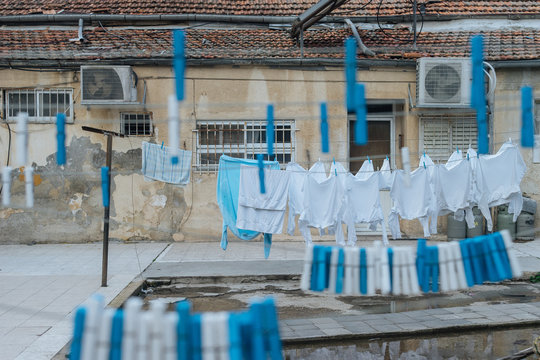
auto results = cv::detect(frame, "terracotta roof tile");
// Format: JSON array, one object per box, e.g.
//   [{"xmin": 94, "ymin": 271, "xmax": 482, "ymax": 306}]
[
  {"xmin": 0, "ymin": 0, "xmax": 538, "ymax": 17},
  {"xmin": 0, "ymin": 27, "xmax": 537, "ymax": 62}
]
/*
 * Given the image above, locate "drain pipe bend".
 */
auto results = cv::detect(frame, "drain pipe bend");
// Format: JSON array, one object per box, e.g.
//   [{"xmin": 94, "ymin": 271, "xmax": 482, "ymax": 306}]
[{"xmin": 344, "ymin": 18, "xmax": 375, "ymax": 57}]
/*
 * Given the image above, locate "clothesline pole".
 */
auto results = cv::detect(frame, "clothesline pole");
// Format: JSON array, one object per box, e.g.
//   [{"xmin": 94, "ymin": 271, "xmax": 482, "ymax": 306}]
[{"xmin": 81, "ymin": 126, "xmax": 125, "ymax": 287}]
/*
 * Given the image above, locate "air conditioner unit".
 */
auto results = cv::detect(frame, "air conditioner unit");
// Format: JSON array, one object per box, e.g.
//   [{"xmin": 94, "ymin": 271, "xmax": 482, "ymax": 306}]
[
  {"xmin": 417, "ymin": 58, "xmax": 471, "ymax": 107},
  {"xmin": 81, "ymin": 66, "xmax": 138, "ymax": 104}
]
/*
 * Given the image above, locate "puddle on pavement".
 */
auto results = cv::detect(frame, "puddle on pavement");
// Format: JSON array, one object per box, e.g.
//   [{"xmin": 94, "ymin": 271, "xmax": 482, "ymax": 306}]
[
  {"xmin": 140, "ymin": 278, "xmax": 540, "ymax": 320},
  {"xmin": 284, "ymin": 327, "xmax": 540, "ymax": 359}
]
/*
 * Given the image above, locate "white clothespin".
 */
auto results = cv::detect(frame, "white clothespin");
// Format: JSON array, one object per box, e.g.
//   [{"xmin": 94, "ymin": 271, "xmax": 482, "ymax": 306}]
[
  {"xmin": 300, "ymin": 244, "xmax": 313, "ymax": 291},
  {"xmin": 438, "ymin": 244, "xmax": 450, "ymax": 292},
  {"xmin": 81, "ymin": 294, "xmax": 105, "ymax": 360},
  {"xmin": 163, "ymin": 312, "xmax": 179, "ymax": 360},
  {"xmin": 450, "ymin": 242, "xmax": 468, "ymax": 290},
  {"xmin": 351, "ymin": 247, "xmax": 360, "ymax": 295},
  {"xmin": 344, "ymin": 248, "xmax": 354, "ymax": 295},
  {"xmin": 379, "ymin": 246, "xmax": 391, "ymax": 295},
  {"xmin": 95, "ymin": 309, "xmax": 115, "ymax": 360},
  {"xmin": 122, "ymin": 298, "xmax": 143, "ymax": 360},
  {"xmin": 16, "ymin": 112, "xmax": 28, "ymax": 167},
  {"xmin": 445, "ymin": 244, "xmax": 458, "ymax": 291},
  {"xmin": 406, "ymin": 247, "xmax": 420, "ymax": 295},
  {"xmin": 150, "ymin": 300, "xmax": 166, "ymax": 360},
  {"xmin": 168, "ymin": 95, "xmax": 180, "ymax": 164},
  {"xmin": 500, "ymin": 229, "xmax": 523, "ymax": 278},
  {"xmin": 366, "ymin": 247, "xmax": 376, "ymax": 296},
  {"xmin": 401, "ymin": 147, "xmax": 411, "ymax": 187},
  {"xmin": 392, "ymin": 248, "xmax": 402, "ymax": 295},
  {"xmin": 2, "ymin": 166, "xmax": 12, "ymax": 207},
  {"xmin": 215, "ymin": 312, "xmax": 230, "ymax": 360},
  {"xmin": 136, "ymin": 311, "xmax": 152, "ymax": 360},
  {"xmin": 25, "ymin": 166, "xmax": 33, "ymax": 208},
  {"xmin": 399, "ymin": 248, "xmax": 412, "ymax": 296},
  {"xmin": 328, "ymin": 247, "xmax": 339, "ymax": 294}
]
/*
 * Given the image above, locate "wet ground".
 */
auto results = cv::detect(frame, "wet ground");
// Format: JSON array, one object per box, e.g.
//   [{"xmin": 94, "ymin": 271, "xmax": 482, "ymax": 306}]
[
  {"xmin": 140, "ymin": 276, "xmax": 540, "ymax": 321},
  {"xmin": 283, "ymin": 327, "xmax": 540, "ymax": 359}
]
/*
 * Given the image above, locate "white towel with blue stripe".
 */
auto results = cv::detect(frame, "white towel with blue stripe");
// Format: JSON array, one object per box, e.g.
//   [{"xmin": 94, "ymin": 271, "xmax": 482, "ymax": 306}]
[{"xmin": 141, "ymin": 141, "xmax": 191, "ymax": 185}]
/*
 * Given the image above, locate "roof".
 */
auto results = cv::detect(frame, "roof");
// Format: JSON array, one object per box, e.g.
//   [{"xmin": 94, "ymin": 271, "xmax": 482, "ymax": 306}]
[
  {"xmin": 0, "ymin": 27, "xmax": 538, "ymax": 65},
  {"xmin": 0, "ymin": 0, "xmax": 539, "ymax": 18}
]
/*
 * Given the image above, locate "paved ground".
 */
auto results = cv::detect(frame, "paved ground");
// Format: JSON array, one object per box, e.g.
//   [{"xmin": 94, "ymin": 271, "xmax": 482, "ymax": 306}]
[
  {"xmin": 1, "ymin": 237, "xmax": 540, "ymax": 359},
  {"xmin": 0, "ymin": 242, "xmax": 168, "ymax": 360}
]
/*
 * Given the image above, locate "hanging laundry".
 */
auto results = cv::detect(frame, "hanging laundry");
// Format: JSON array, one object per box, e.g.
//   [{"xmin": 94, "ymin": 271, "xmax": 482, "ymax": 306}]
[
  {"xmin": 330, "ymin": 160, "xmax": 349, "ymax": 187},
  {"xmin": 446, "ymin": 149, "xmax": 463, "ymax": 169},
  {"xmin": 285, "ymin": 161, "xmax": 328, "ymax": 235},
  {"xmin": 343, "ymin": 172, "xmax": 388, "ymax": 246},
  {"xmin": 237, "ymin": 165, "xmax": 290, "ymax": 235},
  {"xmin": 298, "ymin": 174, "xmax": 347, "ymax": 245},
  {"xmin": 141, "ymin": 141, "xmax": 192, "ymax": 185},
  {"xmin": 354, "ymin": 159, "xmax": 374, "ymax": 180},
  {"xmin": 388, "ymin": 167, "xmax": 434, "ymax": 239},
  {"xmin": 431, "ymin": 158, "xmax": 476, "ymax": 229},
  {"xmin": 475, "ymin": 142, "xmax": 526, "ymax": 231},
  {"xmin": 378, "ymin": 157, "xmax": 394, "ymax": 190},
  {"xmin": 420, "ymin": 152, "xmax": 438, "ymax": 234},
  {"xmin": 216, "ymin": 155, "xmax": 279, "ymax": 252}
]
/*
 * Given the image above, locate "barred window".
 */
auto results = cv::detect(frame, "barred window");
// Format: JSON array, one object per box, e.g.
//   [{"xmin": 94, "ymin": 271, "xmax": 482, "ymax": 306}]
[
  {"xmin": 420, "ymin": 114, "xmax": 477, "ymax": 161},
  {"xmin": 120, "ymin": 113, "xmax": 152, "ymax": 136},
  {"xmin": 6, "ymin": 89, "xmax": 73, "ymax": 123},
  {"xmin": 196, "ymin": 120, "xmax": 295, "ymax": 171}
]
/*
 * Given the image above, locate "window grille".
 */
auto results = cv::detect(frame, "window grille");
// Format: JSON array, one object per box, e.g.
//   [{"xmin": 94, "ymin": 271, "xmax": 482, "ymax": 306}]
[
  {"xmin": 195, "ymin": 120, "xmax": 295, "ymax": 171},
  {"xmin": 120, "ymin": 113, "xmax": 152, "ymax": 136},
  {"xmin": 5, "ymin": 89, "xmax": 73, "ymax": 123},
  {"xmin": 420, "ymin": 114, "xmax": 477, "ymax": 161}
]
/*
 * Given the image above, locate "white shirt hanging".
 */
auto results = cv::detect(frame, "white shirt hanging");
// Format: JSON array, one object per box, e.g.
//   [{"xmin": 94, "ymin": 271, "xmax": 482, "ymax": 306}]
[
  {"xmin": 298, "ymin": 174, "xmax": 347, "ymax": 245},
  {"xmin": 236, "ymin": 165, "xmax": 290, "ymax": 234},
  {"xmin": 378, "ymin": 157, "xmax": 394, "ymax": 190},
  {"xmin": 446, "ymin": 149, "xmax": 463, "ymax": 169},
  {"xmin": 388, "ymin": 167, "xmax": 434, "ymax": 239},
  {"xmin": 355, "ymin": 159, "xmax": 374, "ymax": 180}
]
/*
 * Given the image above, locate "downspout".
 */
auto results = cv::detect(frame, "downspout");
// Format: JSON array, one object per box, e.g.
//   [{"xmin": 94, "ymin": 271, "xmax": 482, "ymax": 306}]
[
  {"xmin": 344, "ymin": 18, "xmax": 375, "ymax": 56},
  {"xmin": 68, "ymin": 18, "xmax": 85, "ymax": 42}
]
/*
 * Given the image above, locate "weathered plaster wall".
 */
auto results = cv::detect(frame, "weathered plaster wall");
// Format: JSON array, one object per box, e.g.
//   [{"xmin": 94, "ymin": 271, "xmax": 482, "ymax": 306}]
[
  {"xmin": 492, "ymin": 68, "xmax": 540, "ymax": 231},
  {"xmin": 0, "ymin": 64, "xmax": 432, "ymax": 243}
]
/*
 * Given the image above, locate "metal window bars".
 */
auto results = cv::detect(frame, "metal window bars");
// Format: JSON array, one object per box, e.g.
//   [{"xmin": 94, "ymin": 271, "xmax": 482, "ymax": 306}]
[
  {"xmin": 420, "ymin": 114, "xmax": 477, "ymax": 161},
  {"xmin": 120, "ymin": 113, "xmax": 152, "ymax": 136},
  {"xmin": 6, "ymin": 89, "xmax": 73, "ymax": 123},
  {"xmin": 195, "ymin": 119, "xmax": 295, "ymax": 172}
]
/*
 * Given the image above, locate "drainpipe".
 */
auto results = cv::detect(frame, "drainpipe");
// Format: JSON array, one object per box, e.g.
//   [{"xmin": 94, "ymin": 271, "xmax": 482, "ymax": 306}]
[
  {"xmin": 344, "ymin": 18, "xmax": 375, "ymax": 56},
  {"xmin": 68, "ymin": 18, "xmax": 85, "ymax": 42}
]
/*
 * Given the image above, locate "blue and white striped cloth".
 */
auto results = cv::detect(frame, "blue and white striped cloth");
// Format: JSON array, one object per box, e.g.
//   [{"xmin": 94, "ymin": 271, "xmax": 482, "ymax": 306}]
[{"xmin": 141, "ymin": 141, "xmax": 191, "ymax": 185}]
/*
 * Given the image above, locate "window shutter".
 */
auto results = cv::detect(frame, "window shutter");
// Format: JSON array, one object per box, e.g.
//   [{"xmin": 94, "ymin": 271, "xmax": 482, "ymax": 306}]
[
  {"xmin": 451, "ymin": 118, "xmax": 478, "ymax": 152},
  {"xmin": 421, "ymin": 118, "xmax": 451, "ymax": 160}
]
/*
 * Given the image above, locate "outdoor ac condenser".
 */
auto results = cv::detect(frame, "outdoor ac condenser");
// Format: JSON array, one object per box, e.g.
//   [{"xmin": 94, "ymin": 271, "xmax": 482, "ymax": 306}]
[
  {"xmin": 416, "ymin": 58, "xmax": 472, "ymax": 108},
  {"xmin": 80, "ymin": 66, "xmax": 138, "ymax": 104}
]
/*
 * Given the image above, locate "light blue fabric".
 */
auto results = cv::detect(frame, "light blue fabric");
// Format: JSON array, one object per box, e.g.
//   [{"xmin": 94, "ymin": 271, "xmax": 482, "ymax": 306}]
[
  {"xmin": 141, "ymin": 141, "xmax": 191, "ymax": 185},
  {"xmin": 217, "ymin": 155, "xmax": 279, "ymax": 256}
]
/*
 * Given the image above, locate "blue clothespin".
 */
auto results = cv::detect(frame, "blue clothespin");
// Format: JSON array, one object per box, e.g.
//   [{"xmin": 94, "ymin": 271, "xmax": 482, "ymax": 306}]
[
  {"xmin": 367, "ymin": 156, "xmax": 371, "ymax": 163},
  {"xmin": 315, "ymin": 246, "xmax": 327, "ymax": 291},
  {"xmin": 334, "ymin": 168, "xmax": 338, "ymax": 177},
  {"xmin": 228, "ymin": 313, "xmax": 242, "ymax": 360},
  {"xmin": 257, "ymin": 154, "xmax": 265, "ymax": 194},
  {"xmin": 521, "ymin": 86, "xmax": 534, "ymax": 148},
  {"xmin": 109, "ymin": 309, "xmax": 124, "ymax": 360},
  {"xmin": 161, "ymin": 141, "xmax": 164, "ymax": 149},
  {"xmin": 101, "ymin": 167, "xmax": 110, "ymax": 208},
  {"xmin": 266, "ymin": 104, "xmax": 274, "ymax": 157},
  {"xmin": 471, "ymin": 35, "xmax": 489, "ymax": 154},
  {"xmin": 387, "ymin": 248, "xmax": 394, "ymax": 292},
  {"xmin": 423, "ymin": 150, "xmax": 426, "ymax": 158},
  {"xmin": 354, "ymin": 83, "xmax": 368, "ymax": 145},
  {"xmin": 423, "ymin": 161, "xmax": 426, "ymax": 169},
  {"xmin": 320, "ymin": 102, "xmax": 329, "ymax": 153},
  {"xmin": 310, "ymin": 246, "xmax": 319, "ymax": 291},
  {"xmin": 56, "ymin": 113, "xmax": 66, "ymax": 166},
  {"xmin": 386, "ymin": 155, "xmax": 389, "ymax": 161},
  {"xmin": 467, "ymin": 153, "xmax": 470, "ymax": 161},
  {"xmin": 335, "ymin": 248, "xmax": 344, "ymax": 294},
  {"xmin": 333, "ymin": 157, "xmax": 336, "ymax": 164},
  {"xmin": 177, "ymin": 301, "xmax": 192, "ymax": 360},
  {"xmin": 173, "ymin": 30, "xmax": 186, "ymax": 101},
  {"xmin": 345, "ymin": 37, "xmax": 357, "ymax": 111},
  {"xmin": 429, "ymin": 246, "xmax": 439, "ymax": 293},
  {"xmin": 262, "ymin": 298, "xmax": 283, "ymax": 360},
  {"xmin": 494, "ymin": 232, "xmax": 513, "ymax": 279},
  {"xmin": 69, "ymin": 307, "xmax": 86, "ymax": 360},
  {"xmin": 456, "ymin": 146, "xmax": 459, "ymax": 153},
  {"xmin": 249, "ymin": 302, "xmax": 266, "ymax": 360},
  {"xmin": 263, "ymin": 233, "xmax": 272, "ymax": 259},
  {"xmin": 416, "ymin": 240, "xmax": 429, "ymax": 292},
  {"xmin": 360, "ymin": 248, "xmax": 367, "ymax": 295},
  {"xmin": 486, "ymin": 235, "xmax": 506, "ymax": 281}
]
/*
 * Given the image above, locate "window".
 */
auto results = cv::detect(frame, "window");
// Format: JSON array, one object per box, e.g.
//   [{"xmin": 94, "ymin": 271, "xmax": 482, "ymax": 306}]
[
  {"xmin": 420, "ymin": 114, "xmax": 477, "ymax": 161},
  {"xmin": 120, "ymin": 113, "xmax": 152, "ymax": 136},
  {"xmin": 196, "ymin": 120, "xmax": 295, "ymax": 171},
  {"xmin": 6, "ymin": 89, "xmax": 73, "ymax": 123}
]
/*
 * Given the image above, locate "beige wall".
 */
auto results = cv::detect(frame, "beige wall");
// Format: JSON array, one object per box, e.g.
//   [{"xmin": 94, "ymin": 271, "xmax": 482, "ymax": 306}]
[{"xmin": 3, "ymin": 63, "xmax": 489, "ymax": 243}]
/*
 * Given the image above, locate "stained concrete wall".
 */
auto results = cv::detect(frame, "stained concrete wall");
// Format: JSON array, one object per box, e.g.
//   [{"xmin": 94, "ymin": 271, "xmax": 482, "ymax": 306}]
[{"xmin": 6, "ymin": 63, "xmax": 530, "ymax": 243}]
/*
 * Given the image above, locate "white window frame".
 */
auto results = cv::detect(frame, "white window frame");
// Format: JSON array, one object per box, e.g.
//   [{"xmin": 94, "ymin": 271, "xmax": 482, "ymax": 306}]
[
  {"xmin": 195, "ymin": 119, "xmax": 296, "ymax": 171},
  {"xmin": 120, "ymin": 112, "xmax": 153, "ymax": 136},
  {"xmin": 5, "ymin": 88, "xmax": 74, "ymax": 123},
  {"xmin": 419, "ymin": 113, "xmax": 478, "ymax": 161}
]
